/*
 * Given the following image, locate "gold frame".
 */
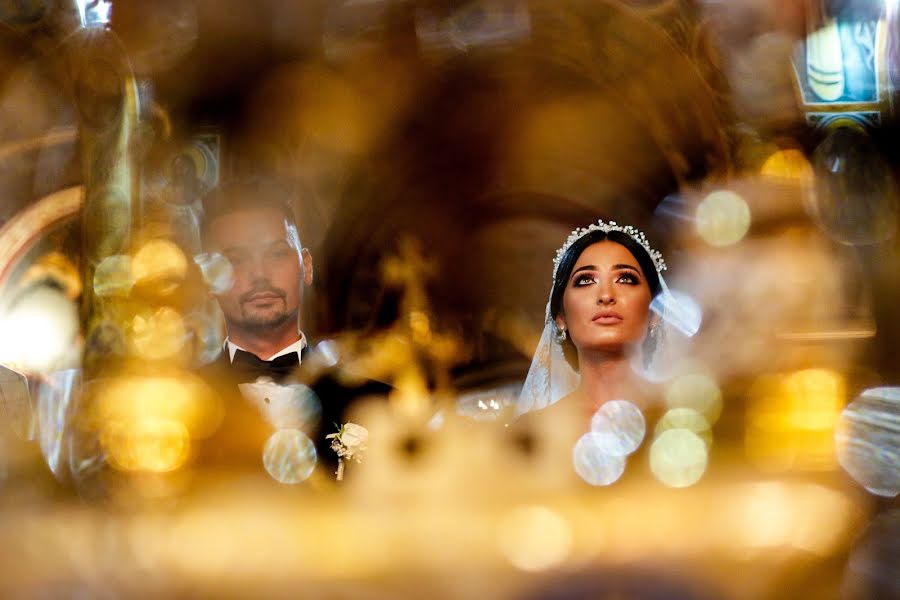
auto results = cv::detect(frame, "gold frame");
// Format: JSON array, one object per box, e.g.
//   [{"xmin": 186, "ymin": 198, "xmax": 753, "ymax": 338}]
[{"xmin": 0, "ymin": 186, "xmax": 83, "ymax": 290}]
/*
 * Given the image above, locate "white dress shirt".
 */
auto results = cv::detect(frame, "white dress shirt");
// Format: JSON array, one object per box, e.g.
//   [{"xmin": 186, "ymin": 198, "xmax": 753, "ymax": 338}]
[
  {"xmin": 227, "ymin": 333, "xmax": 312, "ymax": 430},
  {"xmin": 225, "ymin": 333, "xmax": 307, "ymax": 363}
]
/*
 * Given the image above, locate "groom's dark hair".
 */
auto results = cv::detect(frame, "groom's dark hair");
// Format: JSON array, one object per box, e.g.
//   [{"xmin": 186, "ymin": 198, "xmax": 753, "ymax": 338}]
[{"xmin": 200, "ymin": 178, "xmax": 301, "ymax": 249}]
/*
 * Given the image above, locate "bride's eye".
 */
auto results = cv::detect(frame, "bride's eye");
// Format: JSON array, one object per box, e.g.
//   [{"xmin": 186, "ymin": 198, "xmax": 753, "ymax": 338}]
[
  {"xmin": 616, "ymin": 272, "xmax": 639, "ymax": 285},
  {"xmin": 573, "ymin": 274, "xmax": 595, "ymax": 286}
]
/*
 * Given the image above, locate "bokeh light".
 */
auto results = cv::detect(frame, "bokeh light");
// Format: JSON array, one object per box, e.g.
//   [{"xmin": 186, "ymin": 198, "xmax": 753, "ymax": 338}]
[
  {"xmin": 760, "ymin": 149, "xmax": 814, "ymax": 185},
  {"xmin": 0, "ymin": 1, "xmax": 892, "ymax": 593},
  {"xmin": 497, "ymin": 506, "xmax": 571, "ymax": 572},
  {"xmin": 102, "ymin": 418, "xmax": 190, "ymax": 473},
  {"xmin": 92, "ymin": 373, "xmax": 222, "ymax": 473},
  {"xmin": 312, "ymin": 340, "xmax": 340, "ymax": 367},
  {"xmin": 633, "ymin": 293, "xmax": 703, "ymax": 386},
  {"xmin": 807, "ymin": 126, "xmax": 898, "ymax": 246},
  {"xmin": 132, "ymin": 238, "xmax": 188, "ymax": 295},
  {"xmin": 664, "ymin": 370, "xmax": 722, "ymax": 425},
  {"xmin": 746, "ymin": 369, "xmax": 844, "ymax": 472},
  {"xmin": 93, "ymin": 254, "xmax": 133, "ymax": 297},
  {"xmin": 194, "ymin": 252, "xmax": 234, "ymax": 295},
  {"xmin": 649, "ymin": 428, "xmax": 708, "ymax": 488},
  {"xmin": 36, "ymin": 368, "xmax": 82, "ymax": 478},
  {"xmin": 92, "ymin": 374, "xmax": 222, "ymax": 442},
  {"xmin": 129, "ymin": 307, "xmax": 187, "ymax": 361},
  {"xmin": 184, "ymin": 310, "xmax": 224, "ymax": 366},
  {"xmin": 734, "ymin": 481, "xmax": 794, "ymax": 549},
  {"xmin": 727, "ymin": 481, "xmax": 858, "ymax": 556},
  {"xmin": 262, "ymin": 429, "xmax": 318, "ymax": 484},
  {"xmin": 835, "ymin": 387, "xmax": 900, "ymax": 498},
  {"xmin": 572, "ymin": 433, "xmax": 627, "ymax": 486},
  {"xmin": 0, "ymin": 283, "xmax": 80, "ymax": 373},
  {"xmin": 782, "ymin": 370, "xmax": 844, "ymax": 431},
  {"xmin": 282, "ymin": 383, "xmax": 322, "ymax": 431},
  {"xmin": 695, "ymin": 190, "xmax": 751, "ymax": 247},
  {"xmin": 655, "ymin": 408, "xmax": 712, "ymax": 448},
  {"xmin": 650, "ymin": 288, "xmax": 703, "ymax": 338},
  {"xmin": 237, "ymin": 381, "xmax": 322, "ymax": 431},
  {"xmin": 589, "ymin": 399, "xmax": 646, "ymax": 456}
]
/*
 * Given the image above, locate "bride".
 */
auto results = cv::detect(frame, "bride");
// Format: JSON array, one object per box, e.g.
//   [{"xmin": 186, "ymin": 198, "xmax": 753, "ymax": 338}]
[
  {"xmin": 515, "ymin": 219, "xmax": 692, "ymax": 484},
  {"xmin": 517, "ymin": 219, "xmax": 677, "ymax": 416}
]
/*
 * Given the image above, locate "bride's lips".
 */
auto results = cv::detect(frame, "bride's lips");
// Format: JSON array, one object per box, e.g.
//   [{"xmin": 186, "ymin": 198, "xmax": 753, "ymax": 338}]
[{"xmin": 592, "ymin": 310, "xmax": 623, "ymax": 325}]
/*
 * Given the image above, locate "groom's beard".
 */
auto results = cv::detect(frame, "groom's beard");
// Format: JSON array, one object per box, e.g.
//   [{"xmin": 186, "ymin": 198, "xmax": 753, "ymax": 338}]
[{"xmin": 238, "ymin": 285, "xmax": 294, "ymax": 330}]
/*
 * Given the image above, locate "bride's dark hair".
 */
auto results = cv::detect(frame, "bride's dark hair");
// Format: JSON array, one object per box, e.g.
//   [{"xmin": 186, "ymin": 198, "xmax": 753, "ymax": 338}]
[{"xmin": 548, "ymin": 229, "xmax": 662, "ymax": 369}]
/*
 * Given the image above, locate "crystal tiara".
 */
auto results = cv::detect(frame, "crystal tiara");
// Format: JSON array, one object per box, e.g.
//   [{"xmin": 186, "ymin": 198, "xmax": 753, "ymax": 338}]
[{"xmin": 552, "ymin": 219, "xmax": 667, "ymax": 277}]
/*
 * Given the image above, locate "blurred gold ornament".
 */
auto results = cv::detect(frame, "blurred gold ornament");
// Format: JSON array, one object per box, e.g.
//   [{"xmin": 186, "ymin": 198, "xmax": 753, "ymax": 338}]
[
  {"xmin": 498, "ymin": 506, "xmax": 572, "ymax": 571},
  {"xmin": 333, "ymin": 236, "xmax": 463, "ymax": 418},
  {"xmin": 382, "ymin": 236, "xmax": 435, "ymax": 314},
  {"xmin": 93, "ymin": 254, "xmax": 133, "ymax": 297},
  {"xmin": 129, "ymin": 307, "xmax": 187, "ymax": 360},
  {"xmin": 428, "ymin": 334, "xmax": 460, "ymax": 364},
  {"xmin": 390, "ymin": 367, "xmax": 431, "ymax": 417},
  {"xmin": 408, "ymin": 310, "xmax": 432, "ymax": 345},
  {"xmin": 132, "ymin": 238, "xmax": 187, "ymax": 295}
]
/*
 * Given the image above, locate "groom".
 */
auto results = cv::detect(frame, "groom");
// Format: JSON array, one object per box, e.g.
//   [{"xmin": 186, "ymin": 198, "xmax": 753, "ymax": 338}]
[
  {"xmin": 198, "ymin": 179, "xmax": 384, "ymax": 475},
  {"xmin": 202, "ymin": 179, "xmax": 313, "ymax": 382}
]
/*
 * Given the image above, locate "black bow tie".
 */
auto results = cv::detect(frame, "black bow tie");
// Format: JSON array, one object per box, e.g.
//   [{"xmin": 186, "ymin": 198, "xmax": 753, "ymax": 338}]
[{"xmin": 231, "ymin": 349, "xmax": 300, "ymax": 382}]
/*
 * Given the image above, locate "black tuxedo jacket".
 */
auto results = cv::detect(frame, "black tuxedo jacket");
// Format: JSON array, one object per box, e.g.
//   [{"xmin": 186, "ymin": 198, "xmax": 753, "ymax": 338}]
[{"xmin": 196, "ymin": 346, "xmax": 389, "ymax": 476}]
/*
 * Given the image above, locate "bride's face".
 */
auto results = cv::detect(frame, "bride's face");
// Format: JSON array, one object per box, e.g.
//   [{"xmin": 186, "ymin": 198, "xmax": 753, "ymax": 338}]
[{"xmin": 555, "ymin": 240, "xmax": 653, "ymax": 356}]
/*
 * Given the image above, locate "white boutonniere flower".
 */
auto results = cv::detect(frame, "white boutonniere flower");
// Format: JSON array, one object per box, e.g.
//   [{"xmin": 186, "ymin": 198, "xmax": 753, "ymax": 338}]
[{"xmin": 326, "ymin": 422, "xmax": 368, "ymax": 480}]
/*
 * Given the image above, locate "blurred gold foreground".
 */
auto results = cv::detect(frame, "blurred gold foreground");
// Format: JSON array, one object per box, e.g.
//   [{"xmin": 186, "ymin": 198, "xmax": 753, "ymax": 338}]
[{"xmin": 0, "ymin": 1, "xmax": 897, "ymax": 598}]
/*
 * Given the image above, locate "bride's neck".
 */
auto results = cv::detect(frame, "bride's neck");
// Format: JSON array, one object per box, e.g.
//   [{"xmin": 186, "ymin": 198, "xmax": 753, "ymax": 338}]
[{"xmin": 577, "ymin": 350, "xmax": 631, "ymax": 407}]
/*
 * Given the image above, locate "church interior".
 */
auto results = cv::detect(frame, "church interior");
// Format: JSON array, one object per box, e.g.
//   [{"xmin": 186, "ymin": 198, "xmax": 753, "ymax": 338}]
[{"xmin": 0, "ymin": 1, "xmax": 897, "ymax": 598}]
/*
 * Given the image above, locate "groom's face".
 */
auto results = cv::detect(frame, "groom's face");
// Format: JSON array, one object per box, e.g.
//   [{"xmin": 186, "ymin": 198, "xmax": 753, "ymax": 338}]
[{"xmin": 206, "ymin": 205, "xmax": 312, "ymax": 334}]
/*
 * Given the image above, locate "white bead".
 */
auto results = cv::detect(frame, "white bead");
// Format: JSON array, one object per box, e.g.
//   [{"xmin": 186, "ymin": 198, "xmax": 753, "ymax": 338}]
[{"xmin": 551, "ymin": 219, "xmax": 667, "ymax": 281}]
